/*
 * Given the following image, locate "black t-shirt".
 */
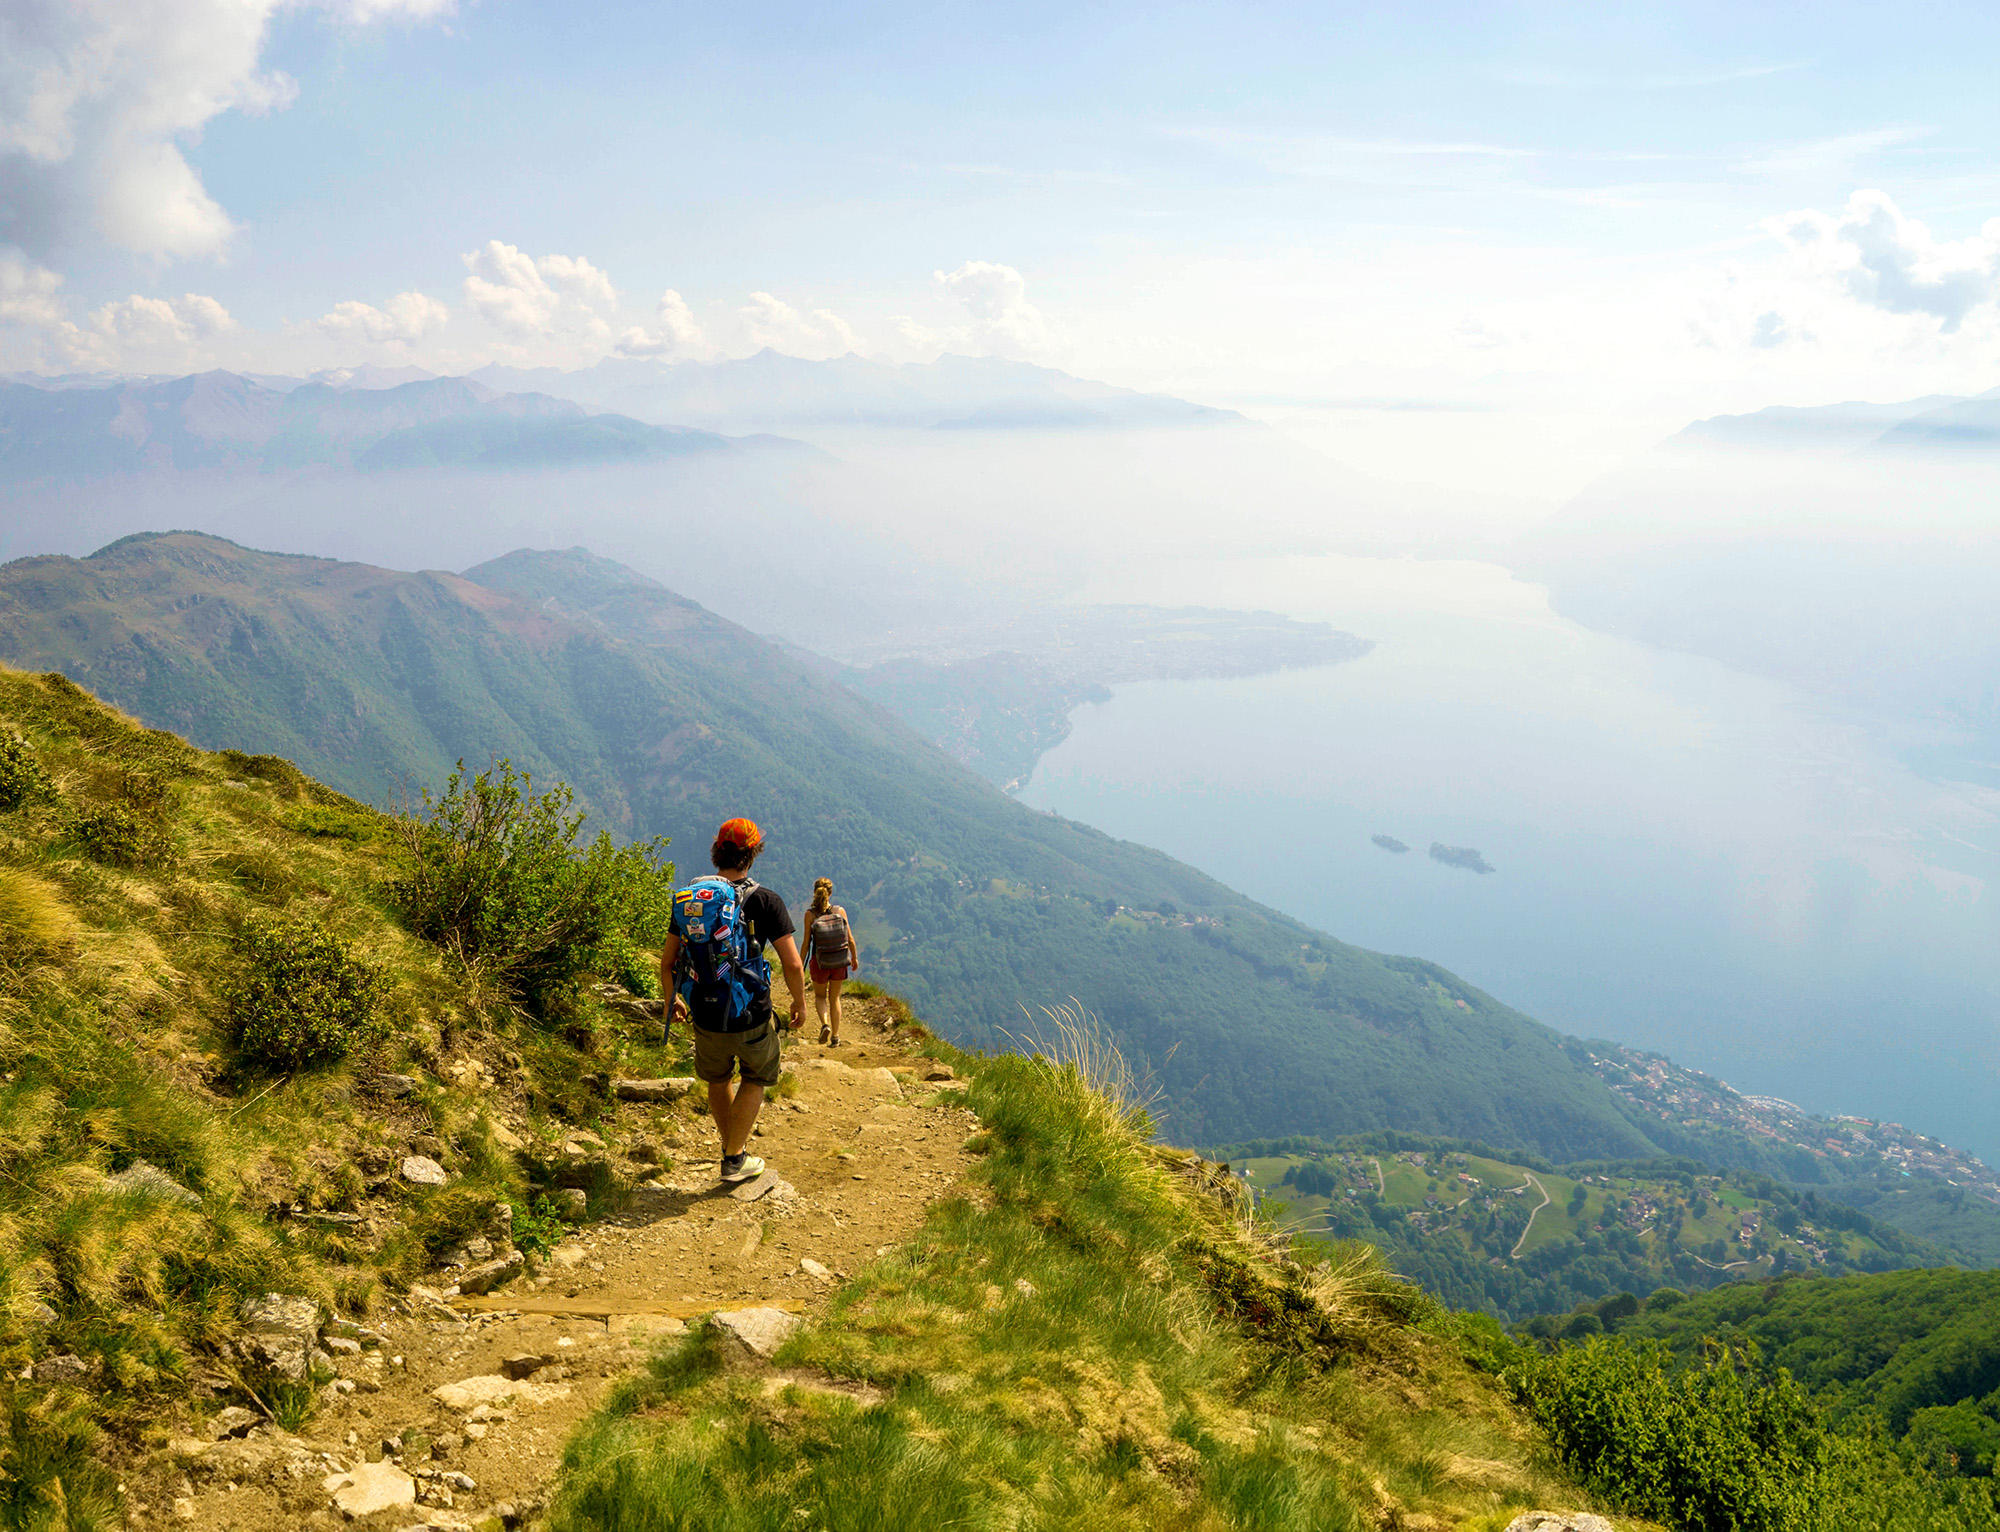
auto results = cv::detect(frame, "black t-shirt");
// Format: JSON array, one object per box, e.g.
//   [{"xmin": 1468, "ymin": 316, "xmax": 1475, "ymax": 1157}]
[
  {"xmin": 739, "ymin": 879, "xmax": 794, "ymax": 953},
  {"xmin": 738, "ymin": 879, "xmax": 794, "ymax": 1023}
]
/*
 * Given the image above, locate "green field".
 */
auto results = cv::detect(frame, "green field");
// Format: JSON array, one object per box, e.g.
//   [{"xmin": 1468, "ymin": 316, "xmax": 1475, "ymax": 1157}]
[{"xmin": 1229, "ymin": 1139, "xmax": 1939, "ymax": 1319}]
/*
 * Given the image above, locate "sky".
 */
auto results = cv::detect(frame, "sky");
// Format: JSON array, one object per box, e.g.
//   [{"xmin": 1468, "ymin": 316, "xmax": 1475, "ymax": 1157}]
[{"xmin": 8, "ymin": 0, "xmax": 2000, "ymax": 499}]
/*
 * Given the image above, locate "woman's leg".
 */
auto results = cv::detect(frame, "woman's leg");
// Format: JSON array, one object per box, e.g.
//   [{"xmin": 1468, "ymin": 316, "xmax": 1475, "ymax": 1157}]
[
  {"xmin": 828, "ymin": 978, "xmax": 844, "ymax": 1041},
  {"xmin": 814, "ymin": 978, "xmax": 833, "ymax": 1041}
]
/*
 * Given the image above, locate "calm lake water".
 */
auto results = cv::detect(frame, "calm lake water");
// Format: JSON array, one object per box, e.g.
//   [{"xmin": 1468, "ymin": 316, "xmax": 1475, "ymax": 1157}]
[{"xmin": 1021, "ymin": 554, "xmax": 2000, "ymax": 1164}]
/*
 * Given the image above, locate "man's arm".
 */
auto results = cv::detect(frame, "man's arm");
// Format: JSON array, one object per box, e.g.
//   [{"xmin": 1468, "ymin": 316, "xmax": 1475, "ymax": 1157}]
[
  {"xmin": 658, "ymin": 932, "xmax": 682, "ymax": 1022},
  {"xmin": 773, "ymin": 933, "xmax": 808, "ymax": 1028}
]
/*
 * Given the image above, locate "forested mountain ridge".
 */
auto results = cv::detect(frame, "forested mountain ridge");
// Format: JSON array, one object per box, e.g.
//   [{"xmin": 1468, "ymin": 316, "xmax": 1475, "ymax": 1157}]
[{"xmin": 0, "ymin": 530, "xmax": 1661, "ymax": 1159}]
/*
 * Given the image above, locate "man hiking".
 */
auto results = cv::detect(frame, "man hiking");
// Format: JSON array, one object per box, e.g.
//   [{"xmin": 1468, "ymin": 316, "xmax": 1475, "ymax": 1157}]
[{"xmin": 659, "ymin": 817, "xmax": 807, "ymax": 1183}]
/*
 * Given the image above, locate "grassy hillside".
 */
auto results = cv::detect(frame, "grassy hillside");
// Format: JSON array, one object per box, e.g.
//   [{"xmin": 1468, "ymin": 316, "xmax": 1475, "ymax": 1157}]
[
  {"xmin": 1610, "ymin": 1268, "xmax": 2000, "ymax": 1476},
  {"xmin": 0, "ymin": 663, "xmax": 687, "ymax": 1520},
  {"xmin": 1222, "ymin": 1137, "xmax": 1942, "ymax": 1320},
  {"xmin": 0, "ymin": 531, "xmax": 1663, "ymax": 1163}
]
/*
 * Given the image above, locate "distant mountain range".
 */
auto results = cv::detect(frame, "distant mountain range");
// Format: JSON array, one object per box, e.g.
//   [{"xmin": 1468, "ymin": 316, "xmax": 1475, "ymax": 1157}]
[
  {"xmin": 1673, "ymin": 393, "xmax": 1971, "ymax": 452},
  {"xmin": 0, "ymin": 370, "xmax": 756, "ymax": 480},
  {"xmin": 468, "ymin": 350, "xmax": 1244, "ymax": 434},
  {"xmin": 0, "ymin": 530, "xmax": 1673, "ymax": 1161}
]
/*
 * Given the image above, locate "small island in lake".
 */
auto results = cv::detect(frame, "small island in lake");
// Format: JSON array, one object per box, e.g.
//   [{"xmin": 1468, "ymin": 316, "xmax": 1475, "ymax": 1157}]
[
  {"xmin": 1371, "ymin": 834, "xmax": 1409, "ymax": 854},
  {"xmin": 1429, "ymin": 842, "xmax": 1494, "ymax": 874}
]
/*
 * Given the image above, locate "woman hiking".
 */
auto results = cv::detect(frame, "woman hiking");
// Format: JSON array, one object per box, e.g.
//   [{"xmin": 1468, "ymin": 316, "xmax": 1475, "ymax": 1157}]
[{"xmin": 804, "ymin": 877, "xmax": 860, "ymax": 1046}]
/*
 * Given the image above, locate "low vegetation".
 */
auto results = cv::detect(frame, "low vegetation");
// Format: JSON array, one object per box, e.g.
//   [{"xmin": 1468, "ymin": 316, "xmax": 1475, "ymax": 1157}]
[
  {"xmin": 224, "ymin": 911, "xmax": 385, "ymax": 1070},
  {"xmin": 1509, "ymin": 1335, "xmax": 2000, "ymax": 1530}
]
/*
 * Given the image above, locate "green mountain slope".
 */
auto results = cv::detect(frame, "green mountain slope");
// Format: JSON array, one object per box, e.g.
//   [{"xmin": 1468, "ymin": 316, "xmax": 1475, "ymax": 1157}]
[
  {"xmin": 0, "ymin": 531, "xmax": 1664, "ymax": 1159},
  {"xmin": 1218, "ymin": 1135, "xmax": 1943, "ymax": 1320}
]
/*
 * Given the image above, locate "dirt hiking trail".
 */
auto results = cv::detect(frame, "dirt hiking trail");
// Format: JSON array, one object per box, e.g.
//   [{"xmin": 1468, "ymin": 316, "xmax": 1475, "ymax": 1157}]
[{"xmin": 132, "ymin": 998, "xmax": 977, "ymax": 1531}]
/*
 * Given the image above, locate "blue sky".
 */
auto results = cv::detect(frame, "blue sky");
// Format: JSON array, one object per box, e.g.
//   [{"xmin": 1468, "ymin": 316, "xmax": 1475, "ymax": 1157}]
[{"xmin": 7, "ymin": 0, "xmax": 2000, "ymax": 497}]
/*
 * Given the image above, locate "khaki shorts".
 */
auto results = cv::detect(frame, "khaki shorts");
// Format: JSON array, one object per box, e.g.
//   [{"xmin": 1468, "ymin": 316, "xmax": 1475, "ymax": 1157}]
[{"xmin": 691, "ymin": 1020, "xmax": 782, "ymax": 1088}]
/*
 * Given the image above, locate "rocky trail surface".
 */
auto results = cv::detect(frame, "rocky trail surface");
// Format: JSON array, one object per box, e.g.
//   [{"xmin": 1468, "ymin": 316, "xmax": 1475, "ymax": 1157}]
[{"xmin": 130, "ymin": 1000, "xmax": 976, "ymax": 1531}]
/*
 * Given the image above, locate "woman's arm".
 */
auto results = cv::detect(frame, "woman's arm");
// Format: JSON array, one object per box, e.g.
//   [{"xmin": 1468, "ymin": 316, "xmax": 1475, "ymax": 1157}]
[{"xmin": 839, "ymin": 905, "xmax": 859, "ymax": 965}]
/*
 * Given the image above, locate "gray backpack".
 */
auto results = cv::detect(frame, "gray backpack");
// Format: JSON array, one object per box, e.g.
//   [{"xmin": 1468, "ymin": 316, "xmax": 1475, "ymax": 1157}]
[{"xmin": 809, "ymin": 909, "xmax": 850, "ymax": 965}]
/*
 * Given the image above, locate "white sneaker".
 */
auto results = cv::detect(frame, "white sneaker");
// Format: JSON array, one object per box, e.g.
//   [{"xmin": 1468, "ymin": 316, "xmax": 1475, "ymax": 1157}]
[{"xmin": 719, "ymin": 1153, "xmax": 765, "ymax": 1183}]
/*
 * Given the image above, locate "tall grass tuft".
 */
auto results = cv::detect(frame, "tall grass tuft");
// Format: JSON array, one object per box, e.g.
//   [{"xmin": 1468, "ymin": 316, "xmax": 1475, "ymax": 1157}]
[{"xmin": 0, "ymin": 868, "xmax": 76, "ymax": 955}]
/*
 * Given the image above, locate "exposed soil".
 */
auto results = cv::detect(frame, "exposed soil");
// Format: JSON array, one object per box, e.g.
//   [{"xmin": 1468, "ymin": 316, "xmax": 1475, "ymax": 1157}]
[{"xmin": 120, "ymin": 998, "xmax": 976, "ymax": 1531}]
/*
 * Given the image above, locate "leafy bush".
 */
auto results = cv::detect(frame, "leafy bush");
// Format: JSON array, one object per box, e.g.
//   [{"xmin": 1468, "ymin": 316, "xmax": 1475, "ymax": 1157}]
[
  {"xmin": 225, "ymin": 913, "xmax": 384, "ymax": 1070},
  {"xmin": 1512, "ymin": 1336, "xmax": 1826, "ymax": 1531},
  {"xmin": 0, "ymin": 734, "xmax": 51, "ymax": 813},
  {"xmin": 67, "ymin": 806, "xmax": 173, "ymax": 869},
  {"xmin": 390, "ymin": 760, "xmax": 674, "ymax": 1016},
  {"xmin": 1515, "ymin": 1331, "xmax": 2000, "ymax": 1531}
]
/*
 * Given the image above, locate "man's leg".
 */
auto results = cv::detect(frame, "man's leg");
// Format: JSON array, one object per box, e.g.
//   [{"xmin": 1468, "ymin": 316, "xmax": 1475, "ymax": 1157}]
[
  {"xmin": 707, "ymin": 1077, "xmax": 737, "ymax": 1153},
  {"xmin": 722, "ymin": 1081, "xmax": 766, "ymax": 1155}
]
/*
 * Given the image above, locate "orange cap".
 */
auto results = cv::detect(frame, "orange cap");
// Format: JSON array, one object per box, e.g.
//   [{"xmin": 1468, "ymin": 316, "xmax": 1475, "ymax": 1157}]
[{"xmin": 715, "ymin": 817, "xmax": 763, "ymax": 850}]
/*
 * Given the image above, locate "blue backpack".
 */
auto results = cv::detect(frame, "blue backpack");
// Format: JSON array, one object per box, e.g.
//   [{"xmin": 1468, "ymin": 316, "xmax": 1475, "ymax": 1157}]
[{"xmin": 669, "ymin": 876, "xmax": 770, "ymax": 1031}]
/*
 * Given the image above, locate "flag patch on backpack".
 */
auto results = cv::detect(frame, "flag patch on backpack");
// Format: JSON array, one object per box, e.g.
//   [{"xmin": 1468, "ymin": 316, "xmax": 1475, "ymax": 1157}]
[{"xmin": 670, "ymin": 876, "xmax": 770, "ymax": 1031}]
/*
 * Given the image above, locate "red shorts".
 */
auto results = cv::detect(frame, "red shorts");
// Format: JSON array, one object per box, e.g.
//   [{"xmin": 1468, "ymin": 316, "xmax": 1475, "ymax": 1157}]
[{"xmin": 810, "ymin": 960, "xmax": 850, "ymax": 984}]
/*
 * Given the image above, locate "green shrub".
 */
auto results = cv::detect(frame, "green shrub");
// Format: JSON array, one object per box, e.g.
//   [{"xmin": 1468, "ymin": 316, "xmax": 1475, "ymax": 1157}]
[
  {"xmin": 0, "ymin": 734, "xmax": 52, "ymax": 813},
  {"xmin": 224, "ymin": 913, "xmax": 383, "ymax": 1070},
  {"xmin": 1513, "ymin": 1337, "xmax": 1826, "ymax": 1531},
  {"xmin": 390, "ymin": 760, "xmax": 674, "ymax": 1016},
  {"xmin": 68, "ymin": 806, "xmax": 172, "ymax": 869}
]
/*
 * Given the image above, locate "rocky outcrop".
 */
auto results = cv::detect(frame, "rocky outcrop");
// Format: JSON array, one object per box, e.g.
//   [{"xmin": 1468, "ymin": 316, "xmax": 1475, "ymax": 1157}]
[{"xmin": 237, "ymin": 1293, "xmax": 320, "ymax": 1382}]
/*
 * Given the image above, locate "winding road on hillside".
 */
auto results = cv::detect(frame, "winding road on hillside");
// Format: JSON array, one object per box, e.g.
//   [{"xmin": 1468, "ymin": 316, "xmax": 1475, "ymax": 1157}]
[{"xmin": 1509, "ymin": 1173, "xmax": 1552, "ymax": 1259}]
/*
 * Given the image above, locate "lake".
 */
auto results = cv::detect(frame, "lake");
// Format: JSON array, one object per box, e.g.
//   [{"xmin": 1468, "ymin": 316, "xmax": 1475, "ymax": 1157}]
[{"xmin": 1020, "ymin": 554, "xmax": 2000, "ymax": 1164}]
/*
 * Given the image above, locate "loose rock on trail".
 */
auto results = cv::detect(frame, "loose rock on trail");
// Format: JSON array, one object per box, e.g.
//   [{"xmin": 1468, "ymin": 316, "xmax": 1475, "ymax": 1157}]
[{"xmin": 131, "ymin": 999, "xmax": 976, "ymax": 1531}]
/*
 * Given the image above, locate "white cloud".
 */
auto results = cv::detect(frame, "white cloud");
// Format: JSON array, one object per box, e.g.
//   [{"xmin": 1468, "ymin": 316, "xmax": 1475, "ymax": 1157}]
[
  {"xmin": 740, "ymin": 291, "xmax": 859, "ymax": 359},
  {"xmin": 1772, "ymin": 189, "xmax": 2000, "ymax": 332},
  {"xmin": 329, "ymin": 0, "xmax": 458, "ymax": 20},
  {"xmin": 0, "ymin": 0, "xmax": 449, "ymax": 260},
  {"xmin": 934, "ymin": 260, "xmax": 1052, "ymax": 357},
  {"xmin": 89, "ymin": 291, "xmax": 236, "ymax": 348},
  {"xmin": 0, "ymin": 259, "xmax": 243, "ymax": 369},
  {"xmin": 538, "ymin": 253, "xmax": 616, "ymax": 308},
  {"xmin": 615, "ymin": 289, "xmax": 710, "ymax": 359},
  {"xmin": 317, "ymin": 289, "xmax": 450, "ymax": 345},
  {"xmin": 462, "ymin": 240, "xmax": 616, "ymax": 339},
  {"xmin": 0, "ymin": 250, "xmax": 67, "ymax": 329}
]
